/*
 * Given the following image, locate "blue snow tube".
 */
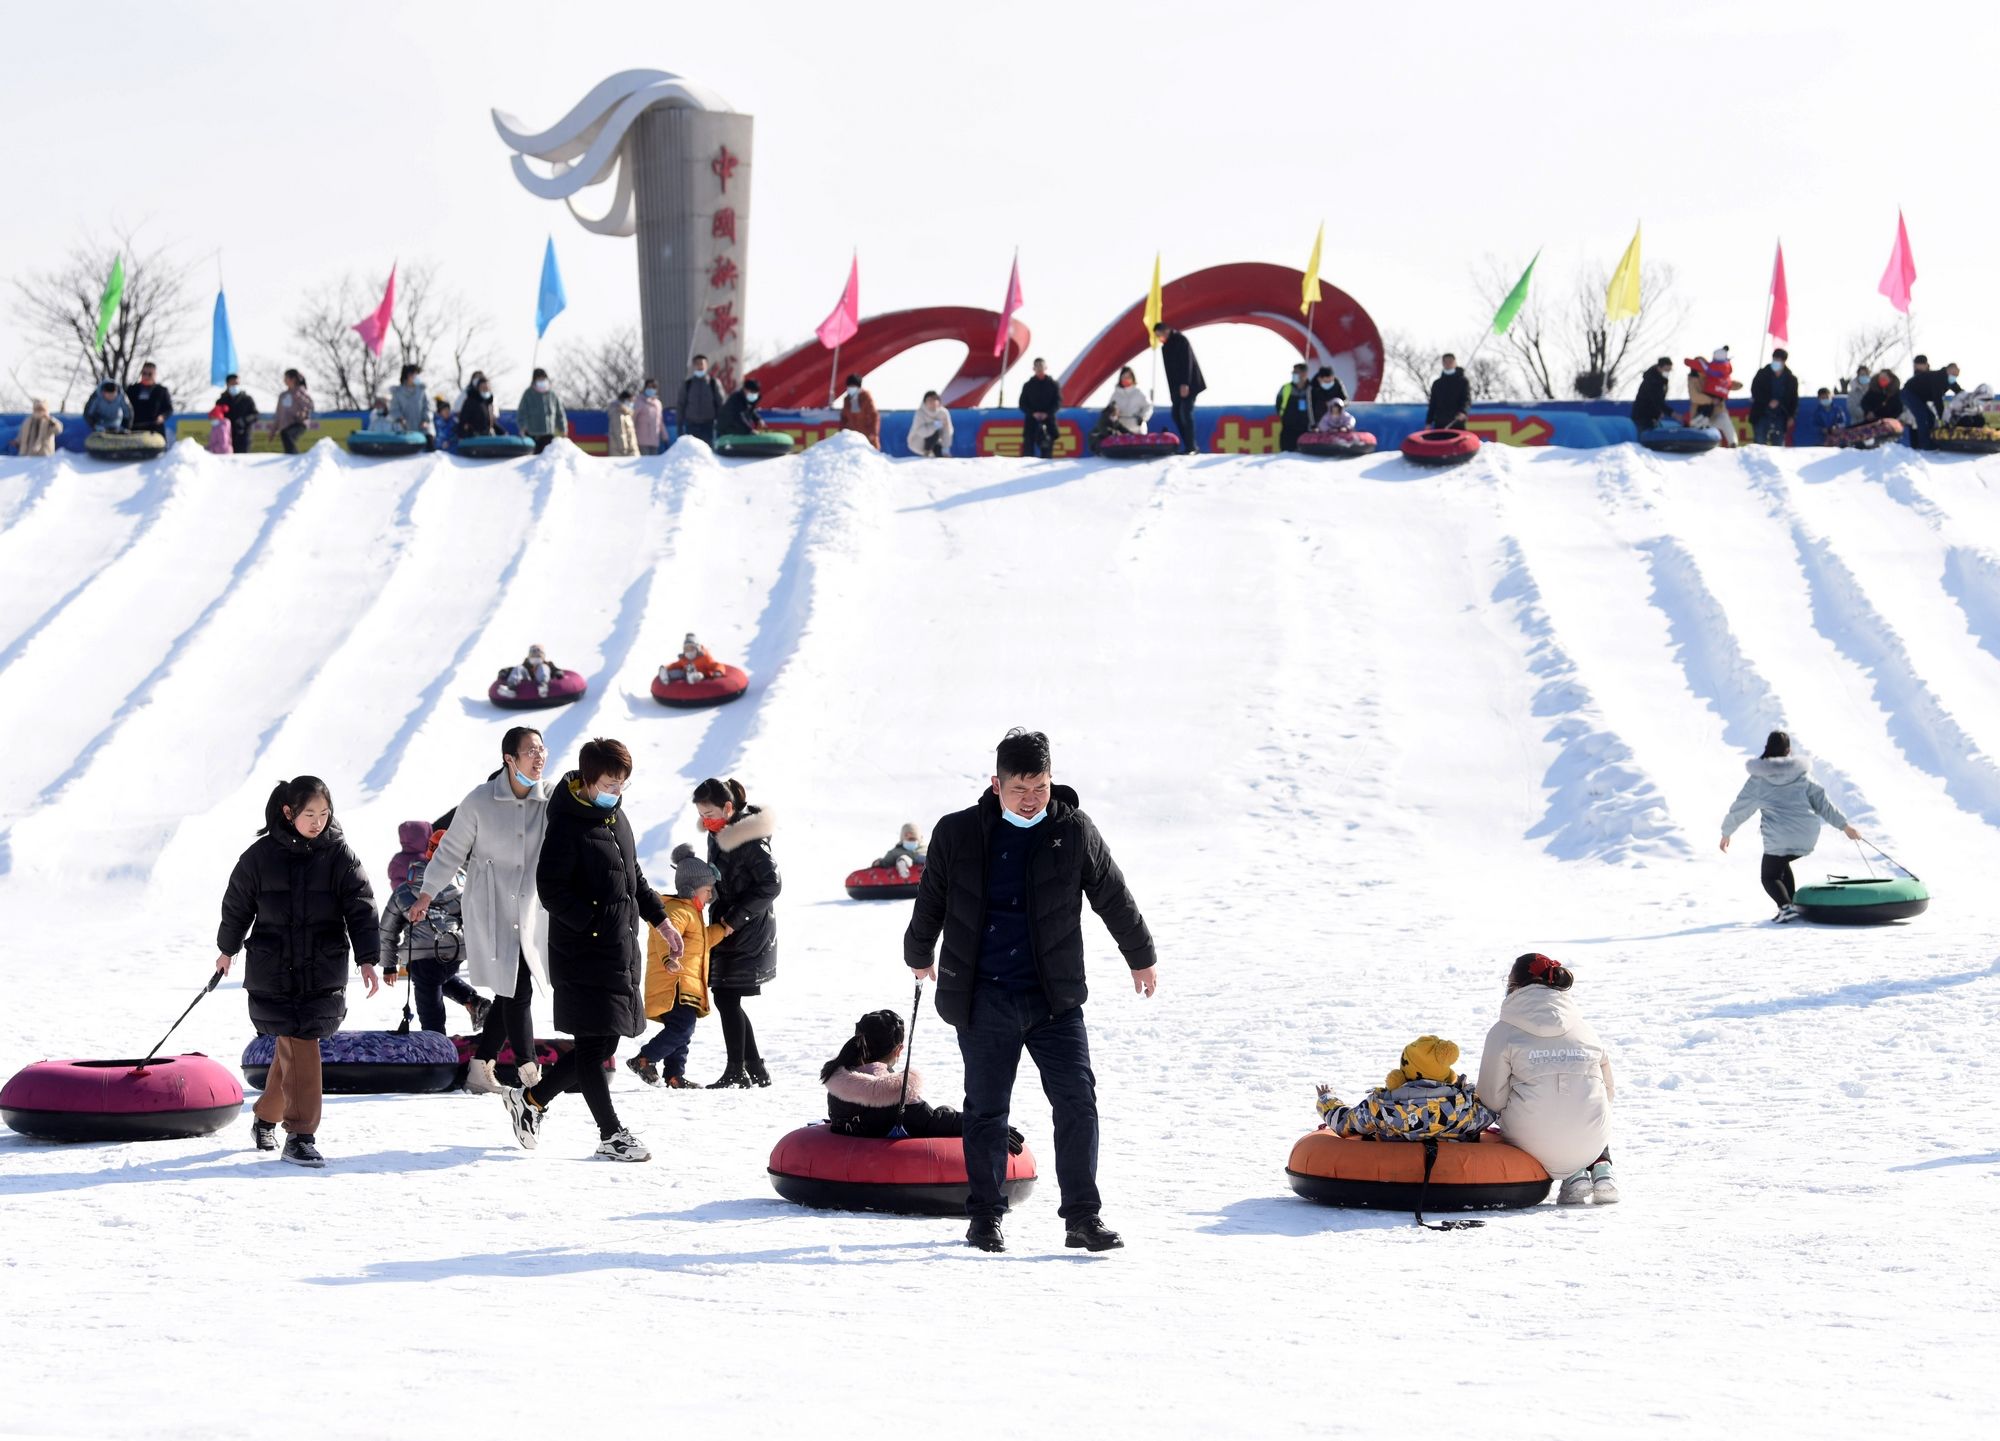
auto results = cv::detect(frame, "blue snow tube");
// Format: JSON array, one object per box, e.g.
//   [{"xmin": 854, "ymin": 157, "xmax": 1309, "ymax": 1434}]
[
  {"xmin": 1639, "ymin": 425, "xmax": 1719, "ymax": 455},
  {"xmin": 242, "ymin": 1031, "xmax": 460, "ymax": 1093},
  {"xmin": 349, "ymin": 429, "xmax": 429, "ymax": 457},
  {"xmin": 456, "ymin": 434, "xmax": 535, "ymax": 460}
]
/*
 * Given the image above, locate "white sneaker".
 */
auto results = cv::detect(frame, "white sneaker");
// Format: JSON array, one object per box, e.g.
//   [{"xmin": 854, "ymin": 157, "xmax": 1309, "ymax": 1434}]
[
  {"xmin": 503, "ymin": 1087, "xmax": 541, "ymax": 1150},
  {"xmin": 536, "ymin": 682, "xmax": 549, "ymax": 698},
  {"xmin": 595, "ymin": 1128, "xmax": 651, "ymax": 1162},
  {"xmin": 1772, "ymin": 903, "xmax": 1800, "ymax": 924},
  {"xmin": 464, "ymin": 1058, "xmax": 502, "ymax": 1095},
  {"xmin": 1590, "ymin": 1161, "xmax": 1620, "ymax": 1205},
  {"xmin": 516, "ymin": 1059, "xmax": 542, "ymax": 1090},
  {"xmin": 1557, "ymin": 1169, "xmax": 1594, "ymax": 1205},
  {"xmin": 495, "ymin": 683, "xmax": 517, "ymax": 700},
  {"xmin": 657, "ymin": 665, "xmax": 672, "ymax": 685}
]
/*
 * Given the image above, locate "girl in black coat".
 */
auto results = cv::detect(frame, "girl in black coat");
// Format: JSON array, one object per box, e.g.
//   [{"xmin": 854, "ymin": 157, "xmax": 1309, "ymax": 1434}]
[
  {"xmin": 457, "ymin": 372, "xmax": 498, "ymax": 438},
  {"xmin": 215, "ymin": 777, "xmax": 381, "ymax": 1168},
  {"xmin": 693, "ymin": 777, "xmax": 780, "ymax": 1088},
  {"xmin": 506, "ymin": 738, "xmax": 675, "ymax": 1162}
]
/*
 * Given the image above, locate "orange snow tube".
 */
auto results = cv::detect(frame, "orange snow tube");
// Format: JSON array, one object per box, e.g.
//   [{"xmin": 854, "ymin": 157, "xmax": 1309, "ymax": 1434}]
[{"xmin": 1286, "ymin": 1130, "xmax": 1550, "ymax": 1212}]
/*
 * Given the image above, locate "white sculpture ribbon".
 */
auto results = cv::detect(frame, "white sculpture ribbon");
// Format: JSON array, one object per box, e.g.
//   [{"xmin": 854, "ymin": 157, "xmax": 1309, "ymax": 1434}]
[{"xmin": 492, "ymin": 69, "xmax": 734, "ymax": 236}]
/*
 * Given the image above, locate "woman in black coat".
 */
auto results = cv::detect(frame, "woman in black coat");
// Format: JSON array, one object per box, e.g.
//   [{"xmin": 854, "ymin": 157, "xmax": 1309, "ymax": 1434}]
[
  {"xmin": 506, "ymin": 737, "xmax": 674, "ymax": 1162},
  {"xmin": 215, "ymin": 776, "xmax": 381, "ymax": 1168},
  {"xmin": 457, "ymin": 372, "xmax": 498, "ymax": 439},
  {"xmin": 693, "ymin": 777, "xmax": 780, "ymax": 1088}
]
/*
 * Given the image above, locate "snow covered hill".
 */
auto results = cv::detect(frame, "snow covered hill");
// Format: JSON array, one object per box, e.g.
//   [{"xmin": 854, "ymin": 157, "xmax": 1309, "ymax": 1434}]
[{"xmin": 2, "ymin": 434, "xmax": 1997, "ymax": 1438}]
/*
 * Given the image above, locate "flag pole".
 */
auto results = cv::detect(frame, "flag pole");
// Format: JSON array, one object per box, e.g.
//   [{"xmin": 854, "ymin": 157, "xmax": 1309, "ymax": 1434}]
[
  {"xmin": 999, "ymin": 331, "xmax": 1010, "ymax": 409},
  {"xmin": 1304, "ymin": 301, "xmax": 1317, "ymax": 371},
  {"xmin": 827, "ymin": 344, "xmax": 840, "ymax": 408}
]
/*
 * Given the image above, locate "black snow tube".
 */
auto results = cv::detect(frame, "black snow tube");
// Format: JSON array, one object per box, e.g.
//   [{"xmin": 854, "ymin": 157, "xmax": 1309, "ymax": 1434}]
[
  {"xmin": 1639, "ymin": 425, "xmax": 1721, "ymax": 454},
  {"xmin": 241, "ymin": 1031, "xmax": 461, "ymax": 1094}
]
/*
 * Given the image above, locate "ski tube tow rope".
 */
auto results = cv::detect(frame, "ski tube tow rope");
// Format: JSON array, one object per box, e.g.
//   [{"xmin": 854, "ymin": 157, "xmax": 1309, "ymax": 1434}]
[
  {"xmin": 131, "ymin": 970, "xmax": 225, "ymax": 1076},
  {"xmin": 1415, "ymin": 1139, "xmax": 1483, "ymax": 1233},
  {"xmin": 888, "ymin": 978, "xmax": 923, "ymax": 1140}
]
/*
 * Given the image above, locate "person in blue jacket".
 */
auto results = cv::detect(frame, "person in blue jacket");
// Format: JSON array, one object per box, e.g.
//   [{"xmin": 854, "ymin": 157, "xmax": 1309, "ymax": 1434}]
[{"xmin": 83, "ymin": 379, "xmax": 132, "ymax": 432}]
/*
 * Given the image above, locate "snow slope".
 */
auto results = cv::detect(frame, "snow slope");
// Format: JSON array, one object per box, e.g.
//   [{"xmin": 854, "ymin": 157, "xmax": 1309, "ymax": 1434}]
[{"xmin": 1, "ymin": 435, "xmax": 1997, "ymax": 1438}]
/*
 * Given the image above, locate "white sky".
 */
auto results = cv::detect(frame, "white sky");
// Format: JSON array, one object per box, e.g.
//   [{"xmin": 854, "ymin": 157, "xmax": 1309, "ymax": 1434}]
[{"xmin": 3, "ymin": 0, "xmax": 1991, "ymax": 410}]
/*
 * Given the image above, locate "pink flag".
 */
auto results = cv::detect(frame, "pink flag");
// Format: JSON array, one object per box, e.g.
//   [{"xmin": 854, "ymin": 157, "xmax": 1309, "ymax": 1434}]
[
  {"xmin": 353, "ymin": 265, "xmax": 397, "ymax": 356},
  {"xmin": 815, "ymin": 255, "xmax": 860, "ymax": 350},
  {"xmin": 992, "ymin": 253, "xmax": 1024, "ymax": 357},
  {"xmin": 1767, "ymin": 242, "xmax": 1790, "ymax": 343},
  {"xmin": 1878, "ymin": 211, "xmax": 1917, "ymax": 315}
]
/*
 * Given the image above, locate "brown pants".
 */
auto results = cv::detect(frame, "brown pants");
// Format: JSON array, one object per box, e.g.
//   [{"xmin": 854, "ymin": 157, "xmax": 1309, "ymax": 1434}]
[{"xmin": 253, "ymin": 1035, "xmax": 323, "ymax": 1135}]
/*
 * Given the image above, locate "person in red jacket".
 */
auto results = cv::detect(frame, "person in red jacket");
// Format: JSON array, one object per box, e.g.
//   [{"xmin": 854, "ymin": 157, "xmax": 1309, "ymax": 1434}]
[
  {"xmin": 838, "ymin": 374, "xmax": 880, "ymax": 448},
  {"xmin": 1683, "ymin": 347, "xmax": 1740, "ymax": 448}
]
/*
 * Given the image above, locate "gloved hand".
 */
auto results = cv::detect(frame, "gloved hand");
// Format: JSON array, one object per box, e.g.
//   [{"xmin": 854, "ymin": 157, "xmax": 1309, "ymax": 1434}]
[
  {"xmin": 895, "ymin": 855, "xmax": 914, "ymax": 877},
  {"xmin": 1007, "ymin": 1126, "xmax": 1025, "ymax": 1155}
]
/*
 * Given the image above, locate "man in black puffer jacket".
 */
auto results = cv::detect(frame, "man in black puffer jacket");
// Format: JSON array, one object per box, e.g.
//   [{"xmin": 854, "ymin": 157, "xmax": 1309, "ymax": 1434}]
[
  {"xmin": 1018, "ymin": 358, "xmax": 1063, "ymax": 459},
  {"xmin": 905, "ymin": 728, "xmax": 1158, "ymax": 1255}
]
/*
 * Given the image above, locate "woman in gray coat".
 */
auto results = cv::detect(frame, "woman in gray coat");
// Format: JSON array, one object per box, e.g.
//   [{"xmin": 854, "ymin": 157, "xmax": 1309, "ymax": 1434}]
[{"xmin": 1720, "ymin": 730, "xmax": 1861, "ymax": 921}]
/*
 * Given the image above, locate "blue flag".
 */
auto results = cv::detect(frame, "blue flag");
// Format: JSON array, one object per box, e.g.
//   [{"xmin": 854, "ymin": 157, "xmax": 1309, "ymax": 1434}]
[
  {"xmin": 210, "ymin": 289, "xmax": 239, "ymax": 385},
  {"xmin": 535, "ymin": 237, "xmax": 567, "ymax": 339}
]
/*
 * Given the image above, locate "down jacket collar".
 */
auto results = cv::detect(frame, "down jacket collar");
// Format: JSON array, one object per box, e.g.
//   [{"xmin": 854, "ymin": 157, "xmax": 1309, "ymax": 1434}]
[
  {"xmin": 825, "ymin": 1060, "xmax": 922, "ymax": 1107},
  {"xmin": 973, "ymin": 783, "xmax": 1081, "ymax": 824},
  {"xmin": 1499, "ymin": 984, "xmax": 1582, "ymax": 1038},
  {"xmin": 1746, "ymin": 755, "xmax": 1810, "ymax": 784},
  {"xmin": 716, "ymin": 805, "xmax": 775, "ymax": 852}
]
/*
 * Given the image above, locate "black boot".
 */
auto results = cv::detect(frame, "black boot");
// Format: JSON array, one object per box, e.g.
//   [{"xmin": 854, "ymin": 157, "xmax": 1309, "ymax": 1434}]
[
  {"xmin": 707, "ymin": 1067, "xmax": 751, "ymax": 1089},
  {"xmin": 1065, "ymin": 1217, "xmax": 1123, "ymax": 1252},
  {"xmin": 250, "ymin": 1117, "xmax": 277, "ymax": 1152},
  {"xmin": 966, "ymin": 1218, "xmax": 1006, "ymax": 1253},
  {"xmin": 744, "ymin": 1060, "xmax": 771, "ymax": 1088}
]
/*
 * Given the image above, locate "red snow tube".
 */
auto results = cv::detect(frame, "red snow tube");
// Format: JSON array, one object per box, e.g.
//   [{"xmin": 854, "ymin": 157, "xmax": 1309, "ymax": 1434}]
[
  {"xmin": 844, "ymin": 864, "xmax": 923, "ymax": 900},
  {"xmin": 1286, "ymin": 1130, "xmax": 1551, "ymax": 1212},
  {"xmin": 1, "ymin": 1054, "xmax": 243, "ymax": 1142},
  {"xmin": 1095, "ymin": 431, "xmax": 1181, "ymax": 460},
  {"xmin": 1399, "ymin": 430, "xmax": 1481, "ymax": 467},
  {"xmin": 768, "ymin": 1124, "xmax": 1038, "ymax": 1215},
  {"xmin": 1297, "ymin": 430, "xmax": 1379, "ymax": 459},
  {"xmin": 448, "ymin": 1035, "xmax": 615, "ymax": 1089},
  {"xmin": 488, "ymin": 670, "xmax": 588, "ymax": 711},
  {"xmin": 650, "ymin": 665, "xmax": 750, "ymax": 709}
]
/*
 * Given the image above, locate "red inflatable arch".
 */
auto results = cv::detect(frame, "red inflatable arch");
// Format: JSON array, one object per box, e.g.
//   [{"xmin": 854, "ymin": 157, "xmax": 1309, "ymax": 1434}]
[
  {"xmin": 755, "ymin": 307, "xmax": 1033, "ymax": 409},
  {"xmin": 1060, "ymin": 262, "xmax": 1383, "ymax": 403}
]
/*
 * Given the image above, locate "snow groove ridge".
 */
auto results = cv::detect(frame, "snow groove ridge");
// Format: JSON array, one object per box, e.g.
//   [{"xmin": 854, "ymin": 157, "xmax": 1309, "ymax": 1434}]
[
  {"xmin": 1493, "ymin": 537, "xmax": 1684, "ymax": 863},
  {"xmin": 1637, "ymin": 535, "xmax": 1873, "ymax": 826},
  {"xmin": 1742, "ymin": 452, "xmax": 2000, "ymax": 829}
]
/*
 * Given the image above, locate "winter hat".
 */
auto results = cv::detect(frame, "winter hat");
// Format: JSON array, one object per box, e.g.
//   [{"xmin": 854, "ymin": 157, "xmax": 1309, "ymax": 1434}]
[
  {"xmin": 670, "ymin": 842, "xmax": 719, "ymax": 897},
  {"xmin": 1384, "ymin": 1035, "xmax": 1459, "ymax": 1089},
  {"xmin": 1712, "ymin": 346, "xmax": 1731, "ymax": 364}
]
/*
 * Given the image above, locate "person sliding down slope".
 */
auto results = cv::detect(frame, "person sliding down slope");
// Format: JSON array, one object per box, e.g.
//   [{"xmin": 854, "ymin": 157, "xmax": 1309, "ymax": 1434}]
[
  {"xmin": 1314, "ymin": 1036, "xmax": 1493, "ymax": 1139},
  {"xmin": 1719, "ymin": 729, "xmax": 1860, "ymax": 923},
  {"xmin": 498, "ymin": 643, "xmax": 564, "ymax": 701},
  {"xmin": 659, "ymin": 633, "xmax": 728, "ymax": 688},
  {"xmin": 873, "ymin": 822, "xmax": 926, "ymax": 877}
]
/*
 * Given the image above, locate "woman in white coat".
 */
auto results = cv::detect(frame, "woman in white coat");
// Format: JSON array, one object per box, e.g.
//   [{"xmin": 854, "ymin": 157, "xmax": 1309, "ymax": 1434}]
[
  {"xmin": 1108, "ymin": 366, "xmax": 1153, "ymax": 433},
  {"xmin": 1478, "ymin": 952, "xmax": 1617, "ymax": 1206},
  {"xmin": 414, "ymin": 726, "xmax": 554, "ymax": 1093},
  {"xmin": 1720, "ymin": 729, "xmax": 1860, "ymax": 922},
  {"xmin": 907, "ymin": 391, "xmax": 955, "ymax": 457}
]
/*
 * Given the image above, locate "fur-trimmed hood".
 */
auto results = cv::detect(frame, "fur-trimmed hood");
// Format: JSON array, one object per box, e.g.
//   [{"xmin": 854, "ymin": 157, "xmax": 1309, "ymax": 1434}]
[
  {"xmin": 825, "ymin": 1060, "xmax": 923, "ymax": 1106},
  {"xmin": 1746, "ymin": 754, "xmax": 1810, "ymax": 785},
  {"xmin": 715, "ymin": 804, "xmax": 775, "ymax": 852}
]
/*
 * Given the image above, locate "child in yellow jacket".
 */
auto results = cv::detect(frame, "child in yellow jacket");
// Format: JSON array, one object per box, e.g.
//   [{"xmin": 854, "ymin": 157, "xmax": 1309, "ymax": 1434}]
[{"xmin": 627, "ymin": 845, "xmax": 725, "ymax": 1087}]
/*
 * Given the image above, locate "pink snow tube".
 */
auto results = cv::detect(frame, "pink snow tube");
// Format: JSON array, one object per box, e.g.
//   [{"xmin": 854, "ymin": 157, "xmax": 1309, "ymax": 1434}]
[
  {"xmin": 1399, "ymin": 430, "xmax": 1481, "ymax": 467},
  {"xmin": 1094, "ymin": 431, "xmax": 1181, "ymax": 460},
  {"xmin": 768, "ymin": 1124, "xmax": 1038, "ymax": 1215},
  {"xmin": 650, "ymin": 665, "xmax": 750, "ymax": 709},
  {"xmin": 488, "ymin": 669, "xmax": 588, "ymax": 711},
  {"xmin": 0, "ymin": 1054, "xmax": 244, "ymax": 1142}
]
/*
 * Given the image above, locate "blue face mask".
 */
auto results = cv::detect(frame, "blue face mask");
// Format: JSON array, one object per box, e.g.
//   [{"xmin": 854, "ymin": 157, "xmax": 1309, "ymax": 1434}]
[
  {"xmin": 1001, "ymin": 807, "xmax": 1046, "ymax": 829},
  {"xmin": 592, "ymin": 791, "xmax": 619, "ymax": 809},
  {"xmin": 901, "ymin": 839, "xmax": 919, "ymax": 850},
  {"xmin": 644, "ymin": 388, "xmax": 657, "ymax": 398}
]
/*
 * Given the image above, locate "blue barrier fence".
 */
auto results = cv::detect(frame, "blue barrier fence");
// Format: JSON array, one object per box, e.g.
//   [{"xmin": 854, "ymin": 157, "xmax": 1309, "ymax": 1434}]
[{"xmin": 4, "ymin": 396, "xmax": 1858, "ymax": 457}]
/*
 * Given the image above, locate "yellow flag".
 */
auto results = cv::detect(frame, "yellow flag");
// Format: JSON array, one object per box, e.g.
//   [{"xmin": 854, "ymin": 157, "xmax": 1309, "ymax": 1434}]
[
  {"xmin": 1301, "ymin": 223, "xmax": 1323, "ymax": 316},
  {"xmin": 1143, "ymin": 252, "xmax": 1163, "ymax": 346},
  {"xmin": 1605, "ymin": 223, "xmax": 1643, "ymax": 322}
]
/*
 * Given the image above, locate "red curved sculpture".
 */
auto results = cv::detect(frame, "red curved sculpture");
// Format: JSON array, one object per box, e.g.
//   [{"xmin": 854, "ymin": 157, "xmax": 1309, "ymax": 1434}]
[
  {"xmin": 754, "ymin": 307, "xmax": 1032, "ymax": 409},
  {"xmin": 1060, "ymin": 262, "xmax": 1382, "ymax": 403}
]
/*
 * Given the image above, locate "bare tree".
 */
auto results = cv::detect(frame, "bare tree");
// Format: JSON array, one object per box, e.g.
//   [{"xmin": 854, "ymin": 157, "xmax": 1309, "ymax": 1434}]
[
  {"xmin": 553, "ymin": 327, "xmax": 645, "ymax": 409},
  {"xmin": 10, "ymin": 231, "xmax": 198, "ymax": 408},
  {"xmin": 1472, "ymin": 256, "xmax": 1686, "ymax": 402},
  {"xmin": 288, "ymin": 261, "xmax": 501, "ymax": 410},
  {"xmin": 1383, "ymin": 331, "xmax": 1508, "ymax": 403},
  {"xmin": 1840, "ymin": 324, "xmax": 1905, "ymax": 381}
]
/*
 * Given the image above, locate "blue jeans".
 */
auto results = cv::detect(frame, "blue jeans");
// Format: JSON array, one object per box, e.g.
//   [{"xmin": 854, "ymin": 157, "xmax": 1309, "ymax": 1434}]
[
  {"xmin": 407, "ymin": 954, "xmax": 477, "ymax": 1033},
  {"xmin": 956, "ymin": 984, "xmax": 1100, "ymax": 1222},
  {"xmin": 1753, "ymin": 408, "xmax": 1787, "ymax": 445},
  {"xmin": 639, "ymin": 1006, "xmax": 699, "ymax": 1076}
]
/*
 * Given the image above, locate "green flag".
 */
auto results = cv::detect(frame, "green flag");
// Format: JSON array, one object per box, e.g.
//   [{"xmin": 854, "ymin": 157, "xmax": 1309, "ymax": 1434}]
[
  {"xmin": 92, "ymin": 255, "xmax": 126, "ymax": 352},
  {"xmin": 1492, "ymin": 251, "xmax": 1538, "ymax": 335}
]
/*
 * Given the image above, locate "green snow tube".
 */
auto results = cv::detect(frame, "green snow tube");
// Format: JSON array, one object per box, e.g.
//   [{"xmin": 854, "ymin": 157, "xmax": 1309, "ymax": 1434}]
[
  {"xmin": 1791, "ymin": 875, "xmax": 1930, "ymax": 925},
  {"xmin": 713, "ymin": 431, "xmax": 795, "ymax": 459}
]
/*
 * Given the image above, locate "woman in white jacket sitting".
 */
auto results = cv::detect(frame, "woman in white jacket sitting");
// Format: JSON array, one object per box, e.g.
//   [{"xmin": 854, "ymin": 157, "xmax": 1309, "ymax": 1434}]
[
  {"xmin": 1478, "ymin": 952, "xmax": 1617, "ymax": 1206},
  {"xmin": 907, "ymin": 391, "xmax": 955, "ymax": 457},
  {"xmin": 1108, "ymin": 366, "xmax": 1152, "ymax": 433}
]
